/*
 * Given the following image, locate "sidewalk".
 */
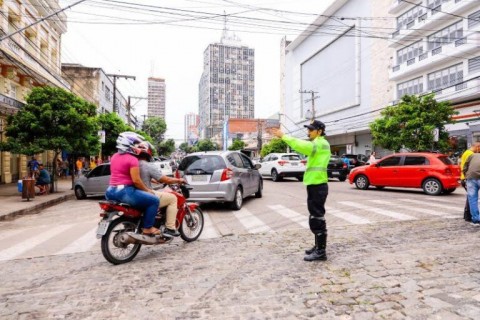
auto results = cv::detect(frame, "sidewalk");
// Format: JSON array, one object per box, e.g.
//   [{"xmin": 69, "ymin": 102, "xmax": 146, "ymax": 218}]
[{"xmin": 0, "ymin": 178, "xmax": 75, "ymax": 221}]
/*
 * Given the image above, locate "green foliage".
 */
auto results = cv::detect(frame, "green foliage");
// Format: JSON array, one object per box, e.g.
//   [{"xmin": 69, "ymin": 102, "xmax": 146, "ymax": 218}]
[
  {"xmin": 142, "ymin": 117, "xmax": 166, "ymax": 144},
  {"xmin": 228, "ymin": 138, "xmax": 246, "ymax": 151},
  {"xmin": 97, "ymin": 112, "xmax": 131, "ymax": 156},
  {"xmin": 179, "ymin": 142, "xmax": 197, "ymax": 154},
  {"xmin": 157, "ymin": 139, "xmax": 175, "ymax": 156},
  {"xmin": 260, "ymin": 138, "xmax": 287, "ymax": 157},
  {"xmin": 370, "ymin": 94, "xmax": 457, "ymax": 152},
  {"xmin": 3, "ymin": 86, "xmax": 100, "ymax": 156},
  {"xmin": 197, "ymin": 139, "xmax": 218, "ymax": 151}
]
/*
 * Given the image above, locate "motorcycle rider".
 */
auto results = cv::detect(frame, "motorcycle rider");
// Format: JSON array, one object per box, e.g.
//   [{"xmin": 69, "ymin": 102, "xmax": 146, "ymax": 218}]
[
  {"xmin": 105, "ymin": 132, "xmax": 160, "ymax": 236},
  {"xmin": 137, "ymin": 142, "xmax": 186, "ymax": 237},
  {"xmin": 271, "ymin": 120, "xmax": 331, "ymax": 262}
]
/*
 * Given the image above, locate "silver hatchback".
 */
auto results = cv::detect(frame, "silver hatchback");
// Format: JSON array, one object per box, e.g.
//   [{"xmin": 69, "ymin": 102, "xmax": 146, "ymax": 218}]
[{"xmin": 176, "ymin": 151, "xmax": 263, "ymax": 210}]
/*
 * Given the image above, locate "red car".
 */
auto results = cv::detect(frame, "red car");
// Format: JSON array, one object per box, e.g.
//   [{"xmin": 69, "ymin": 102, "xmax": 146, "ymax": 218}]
[{"xmin": 348, "ymin": 152, "xmax": 460, "ymax": 195}]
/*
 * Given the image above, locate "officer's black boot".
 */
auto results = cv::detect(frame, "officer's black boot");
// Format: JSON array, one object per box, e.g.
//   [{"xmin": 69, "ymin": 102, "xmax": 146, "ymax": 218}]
[
  {"xmin": 304, "ymin": 233, "xmax": 327, "ymax": 262},
  {"xmin": 304, "ymin": 235, "xmax": 317, "ymax": 255}
]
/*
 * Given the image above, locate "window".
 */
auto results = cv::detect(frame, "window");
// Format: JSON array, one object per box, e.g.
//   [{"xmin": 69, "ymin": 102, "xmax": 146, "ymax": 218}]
[
  {"xmin": 240, "ymin": 154, "xmax": 253, "ymax": 169},
  {"xmin": 397, "ymin": 41, "xmax": 424, "ymax": 65},
  {"xmin": 88, "ymin": 166, "xmax": 105, "ymax": 178},
  {"xmin": 378, "ymin": 157, "xmax": 401, "ymax": 167},
  {"xmin": 469, "ymin": 56, "xmax": 480, "ymax": 74},
  {"xmin": 468, "ymin": 10, "xmax": 480, "ymax": 29},
  {"xmin": 397, "ymin": 5, "xmax": 424, "ymax": 30},
  {"xmin": 427, "ymin": 21, "xmax": 463, "ymax": 51},
  {"xmin": 404, "ymin": 156, "xmax": 428, "ymax": 165},
  {"xmin": 397, "ymin": 77, "xmax": 423, "ymax": 98},
  {"xmin": 427, "ymin": 63, "xmax": 463, "ymax": 92}
]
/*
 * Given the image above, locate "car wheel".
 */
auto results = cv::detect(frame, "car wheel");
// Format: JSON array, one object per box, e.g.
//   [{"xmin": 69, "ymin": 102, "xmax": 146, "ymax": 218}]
[
  {"xmin": 271, "ymin": 169, "xmax": 282, "ymax": 182},
  {"xmin": 422, "ymin": 178, "xmax": 442, "ymax": 196},
  {"xmin": 443, "ymin": 187, "xmax": 456, "ymax": 194},
  {"xmin": 255, "ymin": 180, "xmax": 263, "ymax": 198},
  {"xmin": 297, "ymin": 176, "xmax": 303, "ymax": 182},
  {"xmin": 354, "ymin": 175, "xmax": 370, "ymax": 190},
  {"xmin": 75, "ymin": 186, "xmax": 87, "ymax": 200},
  {"xmin": 230, "ymin": 187, "xmax": 243, "ymax": 210},
  {"xmin": 338, "ymin": 176, "xmax": 347, "ymax": 182}
]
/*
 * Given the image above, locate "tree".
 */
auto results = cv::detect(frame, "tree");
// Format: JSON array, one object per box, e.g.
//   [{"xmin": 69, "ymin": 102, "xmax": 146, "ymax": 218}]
[
  {"xmin": 228, "ymin": 138, "xmax": 246, "ymax": 151},
  {"xmin": 157, "ymin": 139, "xmax": 176, "ymax": 156},
  {"xmin": 142, "ymin": 117, "xmax": 167, "ymax": 144},
  {"xmin": 260, "ymin": 138, "xmax": 287, "ymax": 157},
  {"xmin": 3, "ymin": 86, "xmax": 99, "ymax": 192},
  {"xmin": 370, "ymin": 94, "xmax": 457, "ymax": 152},
  {"xmin": 197, "ymin": 139, "xmax": 218, "ymax": 151},
  {"xmin": 97, "ymin": 112, "xmax": 131, "ymax": 157},
  {"xmin": 179, "ymin": 142, "xmax": 197, "ymax": 154}
]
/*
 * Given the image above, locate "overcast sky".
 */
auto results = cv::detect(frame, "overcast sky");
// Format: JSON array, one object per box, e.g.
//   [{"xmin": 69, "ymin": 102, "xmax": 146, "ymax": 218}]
[{"xmin": 60, "ymin": 0, "xmax": 334, "ymax": 143}]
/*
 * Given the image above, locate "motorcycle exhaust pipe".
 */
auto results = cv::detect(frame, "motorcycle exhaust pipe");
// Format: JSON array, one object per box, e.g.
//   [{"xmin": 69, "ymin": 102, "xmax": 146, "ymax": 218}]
[{"xmin": 122, "ymin": 232, "xmax": 171, "ymax": 245}]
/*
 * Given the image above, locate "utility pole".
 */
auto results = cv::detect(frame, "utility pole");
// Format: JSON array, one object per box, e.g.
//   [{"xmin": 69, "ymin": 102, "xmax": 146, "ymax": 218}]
[
  {"xmin": 257, "ymin": 119, "xmax": 263, "ymax": 155},
  {"xmin": 127, "ymin": 96, "xmax": 147, "ymax": 127},
  {"xmin": 106, "ymin": 74, "xmax": 136, "ymax": 113},
  {"xmin": 299, "ymin": 90, "xmax": 320, "ymax": 120}
]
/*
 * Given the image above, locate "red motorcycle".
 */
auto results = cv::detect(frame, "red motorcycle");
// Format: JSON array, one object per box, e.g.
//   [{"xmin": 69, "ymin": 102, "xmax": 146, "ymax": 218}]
[{"xmin": 96, "ymin": 184, "xmax": 204, "ymax": 265}]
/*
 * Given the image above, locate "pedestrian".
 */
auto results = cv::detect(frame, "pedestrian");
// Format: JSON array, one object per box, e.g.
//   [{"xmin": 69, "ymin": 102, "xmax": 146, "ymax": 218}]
[
  {"xmin": 271, "ymin": 120, "xmax": 331, "ymax": 261},
  {"xmin": 89, "ymin": 157, "xmax": 97, "ymax": 170},
  {"xmin": 460, "ymin": 143, "xmax": 480, "ymax": 222},
  {"xmin": 463, "ymin": 151, "xmax": 480, "ymax": 226},
  {"xmin": 27, "ymin": 156, "xmax": 39, "ymax": 178},
  {"xmin": 61, "ymin": 159, "xmax": 69, "ymax": 178},
  {"xmin": 75, "ymin": 157, "xmax": 83, "ymax": 177},
  {"xmin": 35, "ymin": 163, "xmax": 51, "ymax": 195},
  {"xmin": 369, "ymin": 151, "xmax": 377, "ymax": 164}
]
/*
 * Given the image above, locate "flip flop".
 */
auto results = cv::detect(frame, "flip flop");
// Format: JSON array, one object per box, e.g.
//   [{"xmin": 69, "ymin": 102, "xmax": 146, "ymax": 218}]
[{"xmin": 142, "ymin": 227, "xmax": 161, "ymax": 236}]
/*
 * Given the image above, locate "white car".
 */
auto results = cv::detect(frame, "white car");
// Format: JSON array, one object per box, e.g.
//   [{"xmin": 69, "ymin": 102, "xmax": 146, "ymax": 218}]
[
  {"xmin": 154, "ymin": 160, "xmax": 173, "ymax": 177},
  {"xmin": 258, "ymin": 153, "xmax": 306, "ymax": 182}
]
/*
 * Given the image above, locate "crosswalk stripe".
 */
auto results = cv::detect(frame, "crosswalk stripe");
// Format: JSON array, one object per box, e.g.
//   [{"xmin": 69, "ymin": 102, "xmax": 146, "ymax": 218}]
[
  {"xmin": 339, "ymin": 201, "xmax": 416, "ymax": 221},
  {"xmin": 0, "ymin": 224, "xmax": 73, "ymax": 261},
  {"xmin": 325, "ymin": 206, "xmax": 371, "ymax": 224},
  {"xmin": 268, "ymin": 204, "xmax": 309, "ymax": 229},
  {"xmin": 368, "ymin": 200, "xmax": 450, "ymax": 217},
  {"xmin": 54, "ymin": 226, "xmax": 99, "ymax": 255},
  {"xmin": 233, "ymin": 208, "xmax": 272, "ymax": 234},
  {"xmin": 398, "ymin": 198, "xmax": 460, "ymax": 211},
  {"xmin": 200, "ymin": 211, "xmax": 222, "ymax": 239}
]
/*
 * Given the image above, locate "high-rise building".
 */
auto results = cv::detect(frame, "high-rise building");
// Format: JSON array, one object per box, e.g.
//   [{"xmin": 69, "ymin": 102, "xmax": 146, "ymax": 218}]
[
  {"xmin": 184, "ymin": 113, "xmax": 200, "ymax": 145},
  {"xmin": 198, "ymin": 19, "xmax": 255, "ymax": 143},
  {"xmin": 148, "ymin": 77, "xmax": 166, "ymax": 119}
]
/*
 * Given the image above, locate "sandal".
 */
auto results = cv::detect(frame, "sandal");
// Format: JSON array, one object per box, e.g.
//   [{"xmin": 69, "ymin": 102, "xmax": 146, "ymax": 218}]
[{"xmin": 142, "ymin": 227, "xmax": 161, "ymax": 236}]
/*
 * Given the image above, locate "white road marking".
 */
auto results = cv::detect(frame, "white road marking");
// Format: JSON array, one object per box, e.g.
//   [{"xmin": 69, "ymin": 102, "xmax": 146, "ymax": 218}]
[
  {"xmin": 233, "ymin": 208, "xmax": 272, "ymax": 234},
  {"xmin": 368, "ymin": 199, "xmax": 450, "ymax": 216},
  {"xmin": 199, "ymin": 211, "xmax": 221, "ymax": 239},
  {"xmin": 54, "ymin": 226, "xmax": 99, "ymax": 255},
  {"xmin": 325, "ymin": 206, "xmax": 371, "ymax": 224},
  {"xmin": 398, "ymin": 198, "xmax": 461, "ymax": 211},
  {"xmin": 268, "ymin": 204, "xmax": 309, "ymax": 229},
  {"xmin": 339, "ymin": 201, "xmax": 416, "ymax": 221}
]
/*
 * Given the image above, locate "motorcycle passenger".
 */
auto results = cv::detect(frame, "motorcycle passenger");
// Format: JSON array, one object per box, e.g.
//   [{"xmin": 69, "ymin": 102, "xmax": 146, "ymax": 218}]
[
  {"xmin": 137, "ymin": 142, "xmax": 186, "ymax": 237},
  {"xmin": 105, "ymin": 132, "xmax": 160, "ymax": 236},
  {"xmin": 272, "ymin": 120, "xmax": 331, "ymax": 262}
]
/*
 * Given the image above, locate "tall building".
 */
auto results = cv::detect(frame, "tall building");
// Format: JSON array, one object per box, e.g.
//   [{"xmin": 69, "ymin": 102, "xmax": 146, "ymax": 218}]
[
  {"xmin": 198, "ymin": 19, "xmax": 255, "ymax": 144},
  {"xmin": 389, "ymin": 0, "xmax": 480, "ymax": 152},
  {"xmin": 184, "ymin": 112, "xmax": 200, "ymax": 145},
  {"xmin": 0, "ymin": 0, "xmax": 68, "ymax": 183},
  {"xmin": 148, "ymin": 77, "xmax": 166, "ymax": 119}
]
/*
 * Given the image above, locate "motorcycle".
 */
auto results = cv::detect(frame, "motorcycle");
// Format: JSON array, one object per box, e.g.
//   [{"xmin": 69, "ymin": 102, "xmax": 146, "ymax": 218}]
[{"xmin": 96, "ymin": 184, "xmax": 204, "ymax": 265}]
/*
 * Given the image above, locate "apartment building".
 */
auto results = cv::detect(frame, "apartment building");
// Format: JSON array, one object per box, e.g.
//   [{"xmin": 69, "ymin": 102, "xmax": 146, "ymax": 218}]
[
  {"xmin": 282, "ymin": 0, "xmax": 392, "ymax": 157},
  {"xmin": 148, "ymin": 77, "xmax": 166, "ymax": 119},
  {"xmin": 389, "ymin": 0, "xmax": 480, "ymax": 152},
  {"xmin": 198, "ymin": 26, "xmax": 255, "ymax": 145},
  {"xmin": 0, "ymin": 0, "xmax": 68, "ymax": 183}
]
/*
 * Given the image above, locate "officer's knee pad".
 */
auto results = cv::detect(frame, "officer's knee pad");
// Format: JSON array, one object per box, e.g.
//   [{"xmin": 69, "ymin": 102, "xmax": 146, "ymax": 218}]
[{"xmin": 309, "ymin": 215, "xmax": 326, "ymax": 232}]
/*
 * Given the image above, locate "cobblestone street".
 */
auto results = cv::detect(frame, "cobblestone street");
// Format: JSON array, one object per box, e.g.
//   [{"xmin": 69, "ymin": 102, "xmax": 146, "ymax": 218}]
[{"xmin": 1, "ymin": 217, "xmax": 479, "ymax": 319}]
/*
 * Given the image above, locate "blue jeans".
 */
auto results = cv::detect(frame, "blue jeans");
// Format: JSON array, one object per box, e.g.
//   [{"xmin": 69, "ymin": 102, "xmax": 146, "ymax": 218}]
[
  {"xmin": 105, "ymin": 186, "xmax": 160, "ymax": 228},
  {"xmin": 466, "ymin": 179, "xmax": 480, "ymax": 223}
]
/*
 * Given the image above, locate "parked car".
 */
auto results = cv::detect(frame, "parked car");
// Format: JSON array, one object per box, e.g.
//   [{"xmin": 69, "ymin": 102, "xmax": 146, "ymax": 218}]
[
  {"xmin": 348, "ymin": 152, "xmax": 460, "ymax": 195},
  {"xmin": 342, "ymin": 154, "xmax": 368, "ymax": 167},
  {"xmin": 74, "ymin": 163, "xmax": 110, "ymax": 199},
  {"xmin": 175, "ymin": 151, "xmax": 263, "ymax": 210},
  {"xmin": 154, "ymin": 159, "xmax": 173, "ymax": 177},
  {"xmin": 258, "ymin": 153, "xmax": 306, "ymax": 182},
  {"xmin": 328, "ymin": 155, "xmax": 349, "ymax": 181}
]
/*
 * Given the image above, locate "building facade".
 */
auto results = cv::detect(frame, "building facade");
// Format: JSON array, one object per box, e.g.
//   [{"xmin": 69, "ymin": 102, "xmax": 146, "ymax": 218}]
[
  {"xmin": 226, "ymin": 118, "xmax": 279, "ymax": 157},
  {"xmin": 0, "ymin": 0, "xmax": 68, "ymax": 183},
  {"xmin": 282, "ymin": 0, "xmax": 393, "ymax": 158},
  {"xmin": 184, "ymin": 112, "xmax": 199, "ymax": 146},
  {"xmin": 147, "ymin": 77, "xmax": 166, "ymax": 119},
  {"xmin": 389, "ymin": 0, "xmax": 480, "ymax": 152},
  {"xmin": 198, "ymin": 29, "xmax": 255, "ymax": 145}
]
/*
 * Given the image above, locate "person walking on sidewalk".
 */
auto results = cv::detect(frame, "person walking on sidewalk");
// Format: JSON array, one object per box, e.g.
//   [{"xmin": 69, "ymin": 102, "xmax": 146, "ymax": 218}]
[
  {"xmin": 272, "ymin": 120, "xmax": 331, "ymax": 261},
  {"xmin": 462, "ymin": 151, "xmax": 480, "ymax": 225},
  {"xmin": 460, "ymin": 143, "xmax": 480, "ymax": 222}
]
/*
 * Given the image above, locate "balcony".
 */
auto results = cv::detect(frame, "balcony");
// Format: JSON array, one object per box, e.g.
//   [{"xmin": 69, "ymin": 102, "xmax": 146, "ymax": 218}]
[
  {"xmin": 389, "ymin": 31, "xmax": 480, "ymax": 81},
  {"xmin": 389, "ymin": 0, "xmax": 411, "ymax": 15},
  {"xmin": 389, "ymin": 0, "xmax": 479, "ymax": 48},
  {"xmin": 434, "ymin": 77, "xmax": 480, "ymax": 104}
]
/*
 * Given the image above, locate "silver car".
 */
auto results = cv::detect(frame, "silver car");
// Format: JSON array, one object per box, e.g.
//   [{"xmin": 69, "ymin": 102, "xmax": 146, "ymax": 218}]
[
  {"xmin": 74, "ymin": 163, "xmax": 110, "ymax": 199},
  {"xmin": 176, "ymin": 151, "xmax": 263, "ymax": 210}
]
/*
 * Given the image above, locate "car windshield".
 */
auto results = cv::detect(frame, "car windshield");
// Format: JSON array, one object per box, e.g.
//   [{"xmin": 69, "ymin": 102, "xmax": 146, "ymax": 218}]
[
  {"xmin": 281, "ymin": 155, "xmax": 301, "ymax": 161},
  {"xmin": 179, "ymin": 155, "xmax": 226, "ymax": 174}
]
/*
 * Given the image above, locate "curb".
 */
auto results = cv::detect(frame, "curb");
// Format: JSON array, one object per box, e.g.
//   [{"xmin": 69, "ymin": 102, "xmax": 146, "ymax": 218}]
[{"xmin": 0, "ymin": 194, "xmax": 76, "ymax": 221}]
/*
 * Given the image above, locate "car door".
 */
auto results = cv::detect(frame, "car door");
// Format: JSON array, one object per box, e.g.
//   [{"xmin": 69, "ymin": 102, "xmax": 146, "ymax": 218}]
[
  {"xmin": 259, "ymin": 154, "xmax": 271, "ymax": 175},
  {"xmin": 371, "ymin": 156, "xmax": 403, "ymax": 186},
  {"xmin": 229, "ymin": 152, "xmax": 251, "ymax": 194},
  {"xmin": 398, "ymin": 156, "xmax": 429, "ymax": 187},
  {"xmin": 239, "ymin": 153, "xmax": 258, "ymax": 195},
  {"xmin": 83, "ymin": 165, "xmax": 108, "ymax": 194}
]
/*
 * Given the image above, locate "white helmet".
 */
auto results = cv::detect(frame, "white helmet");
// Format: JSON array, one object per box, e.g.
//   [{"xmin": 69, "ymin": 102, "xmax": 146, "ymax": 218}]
[{"xmin": 116, "ymin": 131, "xmax": 146, "ymax": 156}]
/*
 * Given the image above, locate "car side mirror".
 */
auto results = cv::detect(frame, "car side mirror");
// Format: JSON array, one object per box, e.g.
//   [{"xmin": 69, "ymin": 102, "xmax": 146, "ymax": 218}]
[{"xmin": 254, "ymin": 163, "xmax": 261, "ymax": 170}]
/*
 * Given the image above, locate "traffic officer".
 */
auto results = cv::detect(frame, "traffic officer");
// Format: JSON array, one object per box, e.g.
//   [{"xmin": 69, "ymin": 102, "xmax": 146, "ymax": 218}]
[{"xmin": 272, "ymin": 120, "xmax": 331, "ymax": 261}]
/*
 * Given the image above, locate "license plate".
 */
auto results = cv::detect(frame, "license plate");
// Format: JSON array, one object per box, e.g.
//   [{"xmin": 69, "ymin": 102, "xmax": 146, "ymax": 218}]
[
  {"xmin": 191, "ymin": 175, "xmax": 208, "ymax": 182},
  {"xmin": 96, "ymin": 220, "xmax": 110, "ymax": 237},
  {"xmin": 332, "ymin": 171, "xmax": 340, "ymax": 175},
  {"xmin": 291, "ymin": 162, "xmax": 298, "ymax": 166}
]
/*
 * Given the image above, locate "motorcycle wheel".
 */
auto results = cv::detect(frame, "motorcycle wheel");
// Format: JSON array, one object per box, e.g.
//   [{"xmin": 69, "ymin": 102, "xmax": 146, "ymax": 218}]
[
  {"xmin": 101, "ymin": 217, "xmax": 142, "ymax": 265},
  {"xmin": 179, "ymin": 207, "xmax": 204, "ymax": 242}
]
